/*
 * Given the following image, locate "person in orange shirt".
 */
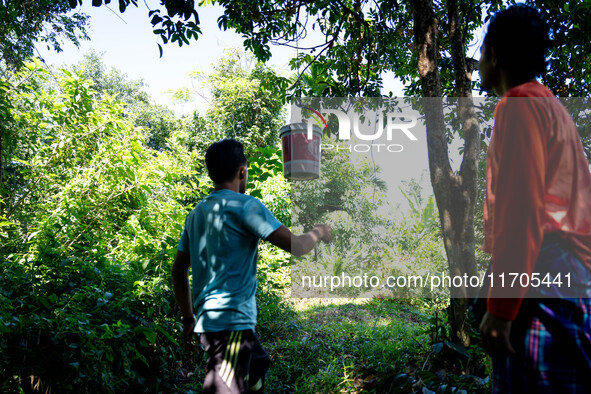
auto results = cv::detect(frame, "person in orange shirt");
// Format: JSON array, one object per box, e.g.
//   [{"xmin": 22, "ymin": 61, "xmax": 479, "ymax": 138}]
[{"xmin": 478, "ymin": 4, "xmax": 591, "ymax": 392}]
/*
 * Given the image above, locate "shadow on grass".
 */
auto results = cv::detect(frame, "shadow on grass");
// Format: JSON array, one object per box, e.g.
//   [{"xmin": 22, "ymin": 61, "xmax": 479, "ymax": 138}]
[{"xmin": 256, "ymin": 295, "xmax": 491, "ymax": 393}]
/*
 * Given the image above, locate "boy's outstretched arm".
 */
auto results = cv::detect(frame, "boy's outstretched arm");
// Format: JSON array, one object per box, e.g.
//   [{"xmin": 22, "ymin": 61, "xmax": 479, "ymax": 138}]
[
  {"xmin": 266, "ymin": 224, "xmax": 332, "ymax": 257},
  {"xmin": 171, "ymin": 250, "xmax": 198, "ymax": 352}
]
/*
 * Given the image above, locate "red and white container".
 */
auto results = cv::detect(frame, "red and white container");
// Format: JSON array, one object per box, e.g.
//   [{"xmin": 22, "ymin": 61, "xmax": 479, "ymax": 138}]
[{"xmin": 280, "ymin": 122, "xmax": 322, "ymax": 180}]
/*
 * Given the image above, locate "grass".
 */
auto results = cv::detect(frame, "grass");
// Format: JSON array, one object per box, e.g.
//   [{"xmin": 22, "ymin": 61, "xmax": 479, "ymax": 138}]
[
  {"xmin": 255, "ymin": 294, "xmax": 491, "ymax": 393},
  {"xmin": 172, "ymin": 251, "xmax": 492, "ymax": 393}
]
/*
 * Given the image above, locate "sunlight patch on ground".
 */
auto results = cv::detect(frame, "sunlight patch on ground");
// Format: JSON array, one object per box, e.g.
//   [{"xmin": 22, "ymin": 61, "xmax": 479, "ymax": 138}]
[
  {"xmin": 289, "ymin": 297, "xmax": 371, "ymax": 312},
  {"xmin": 286, "ymin": 297, "xmax": 428, "ymax": 330}
]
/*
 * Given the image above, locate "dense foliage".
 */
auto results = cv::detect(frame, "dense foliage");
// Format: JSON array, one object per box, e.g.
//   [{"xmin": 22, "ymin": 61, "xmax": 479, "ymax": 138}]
[
  {"xmin": 0, "ymin": 59, "xmax": 206, "ymax": 392},
  {"xmin": 0, "ymin": 0, "xmax": 89, "ymax": 71},
  {"xmin": 0, "ymin": 57, "xmax": 492, "ymax": 392},
  {"xmin": 2, "ymin": 0, "xmax": 589, "ymax": 391}
]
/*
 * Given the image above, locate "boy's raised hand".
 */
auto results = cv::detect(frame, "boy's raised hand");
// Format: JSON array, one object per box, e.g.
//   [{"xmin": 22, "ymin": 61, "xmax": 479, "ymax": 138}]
[
  {"xmin": 313, "ymin": 224, "xmax": 332, "ymax": 243},
  {"xmin": 266, "ymin": 223, "xmax": 333, "ymax": 257}
]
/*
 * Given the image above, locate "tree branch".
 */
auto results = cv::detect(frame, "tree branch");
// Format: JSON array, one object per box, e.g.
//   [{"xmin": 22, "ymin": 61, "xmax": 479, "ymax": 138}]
[
  {"xmin": 448, "ymin": 0, "xmax": 479, "ymax": 185},
  {"xmin": 335, "ymin": 0, "xmax": 371, "ymax": 29},
  {"xmin": 448, "ymin": 0, "xmax": 470, "ymax": 97}
]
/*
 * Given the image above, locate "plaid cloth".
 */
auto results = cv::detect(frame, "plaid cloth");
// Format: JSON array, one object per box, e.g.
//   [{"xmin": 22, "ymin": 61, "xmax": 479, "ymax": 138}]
[{"xmin": 492, "ymin": 241, "xmax": 591, "ymax": 393}]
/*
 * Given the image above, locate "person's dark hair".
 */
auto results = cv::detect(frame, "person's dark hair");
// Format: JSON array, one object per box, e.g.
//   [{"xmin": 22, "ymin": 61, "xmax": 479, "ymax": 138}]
[
  {"xmin": 484, "ymin": 4, "xmax": 551, "ymax": 81},
  {"xmin": 205, "ymin": 139, "xmax": 247, "ymax": 183}
]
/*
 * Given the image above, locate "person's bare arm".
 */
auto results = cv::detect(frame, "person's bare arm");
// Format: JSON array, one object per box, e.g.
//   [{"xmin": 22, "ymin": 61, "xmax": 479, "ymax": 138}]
[
  {"xmin": 266, "ymin": 224, "xmax": 332, "ymax": 257},
  {"xmin": 171, "ymin": 250, "xmax": 198, "ymax": 352}
]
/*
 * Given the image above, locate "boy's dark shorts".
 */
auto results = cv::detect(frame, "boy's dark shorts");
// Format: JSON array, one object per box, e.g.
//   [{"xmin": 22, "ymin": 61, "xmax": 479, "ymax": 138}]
[{"xmin": 200, "ymin": 329, "xmax": 270, "ymax": 393}]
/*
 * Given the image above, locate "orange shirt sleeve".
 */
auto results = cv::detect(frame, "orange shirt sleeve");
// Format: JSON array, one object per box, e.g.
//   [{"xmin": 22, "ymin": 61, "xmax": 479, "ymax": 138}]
[{"xmin": 487, "ymin": 98, "xmax": 547, "ymax": 320}]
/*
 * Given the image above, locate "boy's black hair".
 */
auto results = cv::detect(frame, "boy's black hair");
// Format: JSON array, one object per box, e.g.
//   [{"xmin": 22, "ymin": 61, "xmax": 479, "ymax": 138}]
[
  {"xmin": 484, "ymin": 4, "xmax": 551, "ymax": 81},
  {"xmin": 205, "ymin": 139, "xmax": 247, "ymax": 184}
]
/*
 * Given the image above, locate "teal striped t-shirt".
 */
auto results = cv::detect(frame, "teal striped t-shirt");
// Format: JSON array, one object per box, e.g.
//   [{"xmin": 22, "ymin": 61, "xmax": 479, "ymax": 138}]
[{"xmin": 178, "ymin": 189, "xmax": 282, "ymax": 333}]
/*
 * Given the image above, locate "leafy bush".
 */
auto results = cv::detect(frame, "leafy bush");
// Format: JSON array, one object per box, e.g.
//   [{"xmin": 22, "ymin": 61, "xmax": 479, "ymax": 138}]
[
  {"xmin": 0, "ymin": 61, "xmax": 208, "ymax": 392},
  {"xmin": 0, "ymin": 252, "xmax": 189, "ymax": 392},
  {"xmin": 0, "ymin": 59, "xmax": 492, "ymax": 393}
]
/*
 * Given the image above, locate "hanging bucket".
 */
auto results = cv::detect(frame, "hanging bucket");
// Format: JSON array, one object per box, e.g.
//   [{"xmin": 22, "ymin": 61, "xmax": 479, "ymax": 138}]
[{"xmin": 280, "ymin": 122, "xmax": 322, "ymax": 180}]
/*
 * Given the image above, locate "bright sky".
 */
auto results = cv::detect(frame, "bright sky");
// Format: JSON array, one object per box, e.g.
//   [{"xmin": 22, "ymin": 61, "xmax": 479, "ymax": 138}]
[
  {"xmin": 35, "ymin": 2, "xmax": 421, "ymax": 114},
  {"xmin": 36, "ymin": 2, "xmax": 301, "ymax": 113},
  {"xmin": 36, "ymin": 2, "xmax": 488, "ymax": 111},
  {"xmin": 33, "ymin": 3, "xmax": 498, "ymax": 210}
]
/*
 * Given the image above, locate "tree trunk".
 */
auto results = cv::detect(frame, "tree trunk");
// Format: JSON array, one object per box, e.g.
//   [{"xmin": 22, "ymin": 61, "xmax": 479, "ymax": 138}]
[
  {"xmin": 411, "ymin": 0, "xmax": 479, "ymax": 347},
  {"xmin": 0, "ymin": 124, "xmax": 3, "ymax": 214}
]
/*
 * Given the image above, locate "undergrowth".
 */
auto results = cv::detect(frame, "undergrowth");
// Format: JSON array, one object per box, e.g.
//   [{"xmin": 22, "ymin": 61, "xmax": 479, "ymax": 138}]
[
  {"xmin": 257, "ymin": 296, "xmax": 491, "ymax": 393},
  {"xmin": 0, "ymin": 249, "xmax": 491, "ymax": 393},
  {"xmin": 254, "ymin": 249, "xmax": 492, "ymax": 394}
]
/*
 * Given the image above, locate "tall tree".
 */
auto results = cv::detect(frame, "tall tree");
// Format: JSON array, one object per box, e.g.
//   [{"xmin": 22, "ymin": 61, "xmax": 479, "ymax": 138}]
[
  {"xmin": 71, "ymin": 50, "xmax": 150, "ymax": 106},
  {"xmin": 208, "ymin": 0, "xmax": 492, "ymax": 345},
  {"xmin": 205, "ymin": 51, "xmax": 286, "ymax": 155},
  {"xmin": 213, "ymin": 0, "xmax": 591, "ymax": 345},
  {"xmin": 71, "ymin": 51, "xmax": 189, "ymax": 152},
  {"xmin": 177, "ymin": 49, "xmax": 287, "ymax": 156},
  {"xmin": 0, "ymin": 0, "xmax": 89, "ymax": 72},
  {"xmin": 0, "ymin": 0, "xmax": 201, "ymax": 72},
  {"xmin": 409, "ymin": 0, "xmax": 483, "ymax": 345},
  {"xmin": 2, "ymin": 0, "xmax": 589, "ymax": 346}
]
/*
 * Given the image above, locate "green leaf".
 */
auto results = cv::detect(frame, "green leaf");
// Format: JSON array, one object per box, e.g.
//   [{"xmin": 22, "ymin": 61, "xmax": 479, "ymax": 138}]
[
  {"xmin": 432, "ymin": 342, "xmax": 443, "ymax": 354},
  {"xmin": 39, "ymin": 297, "xmax": 52, "ymax": 309},
  {"xmin": 153, "ymin": 324, "xmax": 176, "ymax": 344},
  {"xmin": 445, "ymin": 341, "xmax": 470, "ymax": 358},
  {"xmin": 262, "ymin": 148, "xmax": 273, "ymax": 158},
  {"xmin": 151, "ymin": 15, "xmax": 163, "ymax": 26},
  {"xmin": 249, "ymin": 189, "xmax": 263, "ymax": 199},
  {"xmin": 134, "ymin": 326, "xmax": 157, "ymax": 344}
]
